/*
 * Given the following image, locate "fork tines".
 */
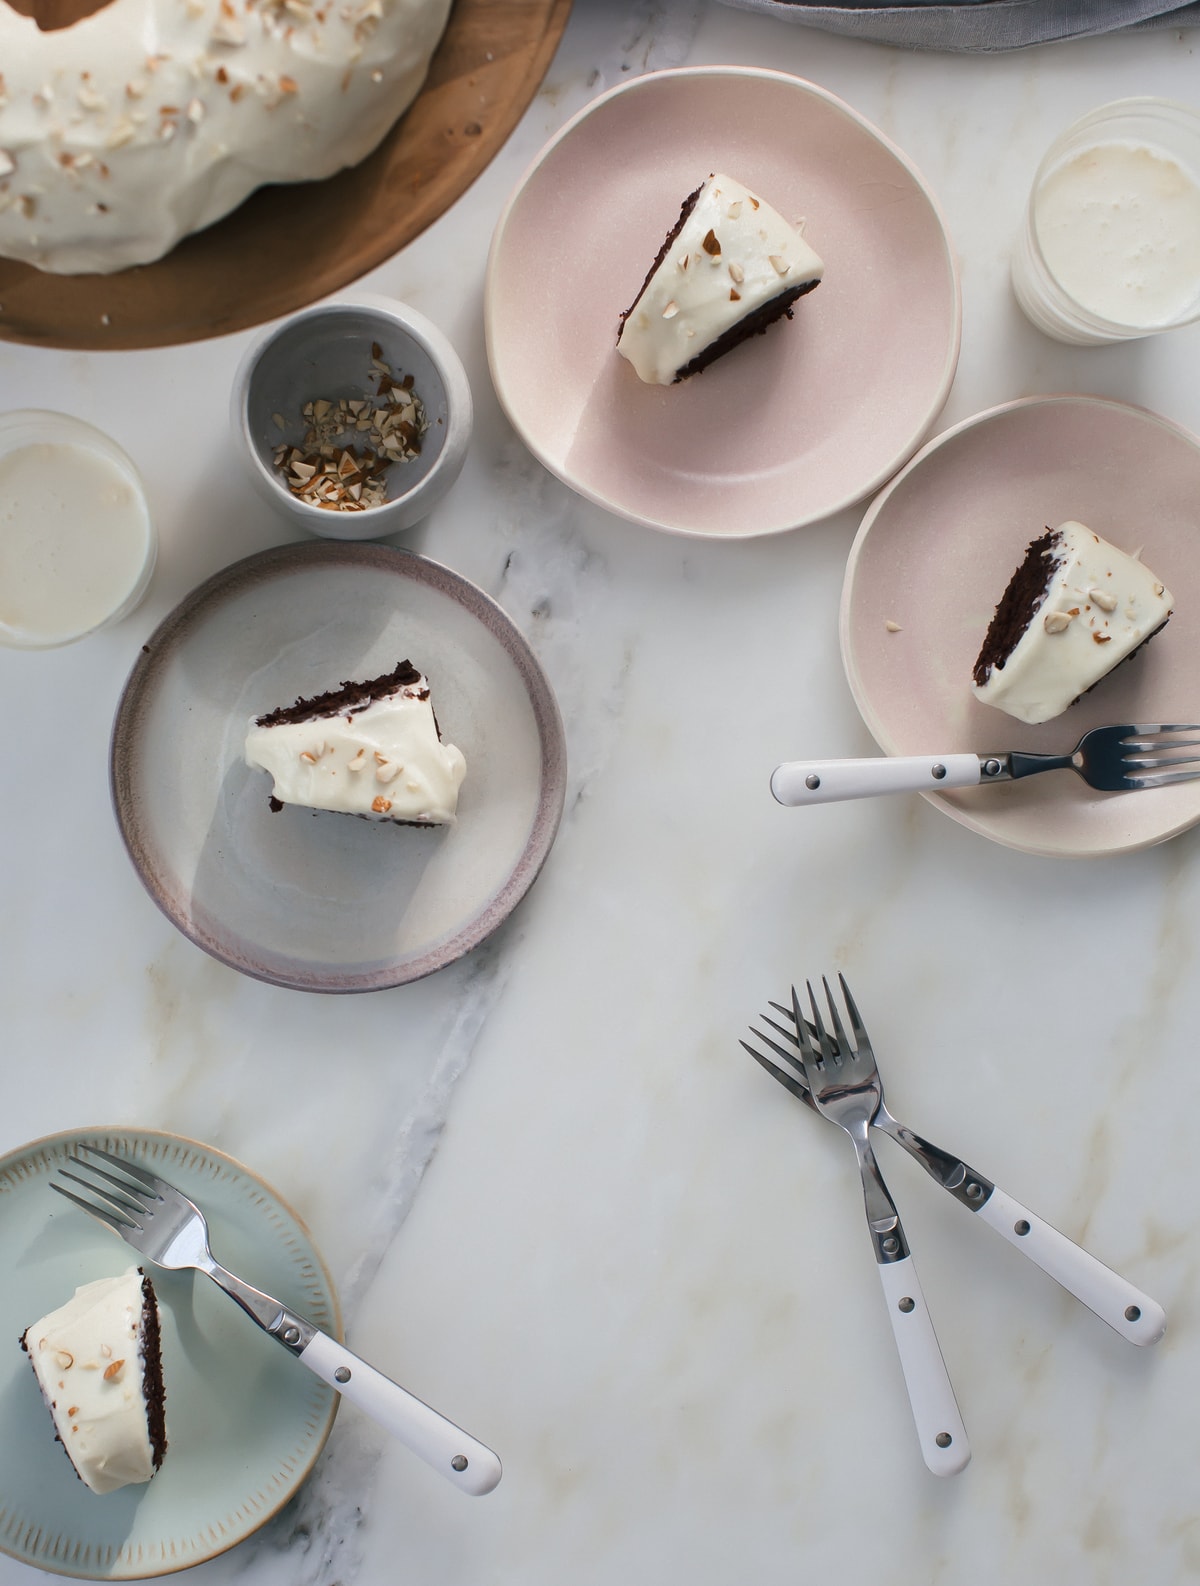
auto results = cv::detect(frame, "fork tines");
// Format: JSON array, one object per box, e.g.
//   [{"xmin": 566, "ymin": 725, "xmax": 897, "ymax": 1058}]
[
  {"xmin": 50, "ymin": 1146, "xmax": 156, "ymax": 1228},
  {"xmin": 740, "ymin": 1022, "xmax": 810, "ymax": 1102},
  {"xmin": 1121, "ymin": 724, "xmax": 1200, "ymax": 788},
  {"xmin": 742, "ymin": 974, "xmax": 862, "ymax": 1098},
  {"xmin": 800, "ymin": 973, "xmax": 871, "ymax": 1061},
  {"xmin": 796, "ymin": 979, "xmax": 843, "ymax": 1070}
]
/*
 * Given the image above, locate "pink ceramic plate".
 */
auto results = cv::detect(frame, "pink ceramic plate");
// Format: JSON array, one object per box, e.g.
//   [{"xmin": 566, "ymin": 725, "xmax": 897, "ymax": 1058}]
[
  {"xmin": 841, "ymin": 395, "xmax": 1200, "ymax": 858},
  {"xmin": 485, "ymin": 67, "xmax": 960, "ymax": 539}
]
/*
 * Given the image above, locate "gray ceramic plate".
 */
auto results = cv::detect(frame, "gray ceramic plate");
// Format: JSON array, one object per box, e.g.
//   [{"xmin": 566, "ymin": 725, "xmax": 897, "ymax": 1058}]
[
  {"xmin": 0, "ymin": 1128, "xmax": 339, "ymax": 1580},
  {"xmin": 111, "ymin": 542, "xmax": 567, "ymax": 991}
]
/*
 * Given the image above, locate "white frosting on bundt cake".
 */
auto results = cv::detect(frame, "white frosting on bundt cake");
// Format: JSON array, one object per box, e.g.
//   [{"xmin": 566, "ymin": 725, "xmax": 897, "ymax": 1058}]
[{"xmin": 0, "ymin": 0, "xmax": 450, "ymax": 274}]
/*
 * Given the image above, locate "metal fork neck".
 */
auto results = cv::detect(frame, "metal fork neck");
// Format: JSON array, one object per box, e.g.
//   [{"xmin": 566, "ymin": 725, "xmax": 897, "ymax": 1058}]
[
  {"xmin": 206, "ymin": 1259, "xmax": 318, "ymax": 1355},
  {"xmin": 849, "ymin": 1127, "xmax": 910, "ymax": 1265},
  {"xmin": 885, "ymin": 1120, "xmax": 996, "ymax": 1209},
  {"xmin": 1003, "ymin": 750, "xmax": 1075, "ymax": 782}
]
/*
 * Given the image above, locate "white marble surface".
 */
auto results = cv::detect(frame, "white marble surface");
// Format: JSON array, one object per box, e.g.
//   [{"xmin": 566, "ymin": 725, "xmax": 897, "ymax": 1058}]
[{"xmin": 3, "ymin": 1, "xmax": 1200, "ymax": 1581}]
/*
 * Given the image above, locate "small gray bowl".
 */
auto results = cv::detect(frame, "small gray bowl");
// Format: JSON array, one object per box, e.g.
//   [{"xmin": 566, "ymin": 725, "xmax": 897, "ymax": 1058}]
[{"xmin": 232, "ymin": 294, "xmax": 472, "ymax": 539}]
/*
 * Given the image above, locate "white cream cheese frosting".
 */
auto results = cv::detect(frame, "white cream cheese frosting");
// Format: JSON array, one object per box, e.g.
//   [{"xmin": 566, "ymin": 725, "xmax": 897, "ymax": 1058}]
[
  {"xmin": 245, "ymin": 665, "xmax": 466, "ymax": 823},
  {"xmin": 0, "ymin": 0, "xmax": 451, "ymax": 274},
  {"xmin": 23, "ymin": 1268, "xmax": 163, "ymax": 1496},
  {"xmin": 616, "ymin": 172, "xmax": 824, "ymax": 386},
  {"xmin": 972, "ymin": 521, "xmax": 1173, "ymax": 726}
]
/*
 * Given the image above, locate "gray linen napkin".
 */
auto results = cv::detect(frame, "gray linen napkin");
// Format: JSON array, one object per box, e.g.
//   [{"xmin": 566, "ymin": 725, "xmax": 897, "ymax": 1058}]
[{"xmin": 714, "ymin": 0, "xmax": 1200, "ymax": 50}]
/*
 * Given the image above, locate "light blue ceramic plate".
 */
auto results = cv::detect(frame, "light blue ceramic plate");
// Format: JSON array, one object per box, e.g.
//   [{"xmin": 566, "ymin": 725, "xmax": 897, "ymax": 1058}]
[{"xmin": 0, "ymin": 1128, "xmax": 340, "ymax": 1579}]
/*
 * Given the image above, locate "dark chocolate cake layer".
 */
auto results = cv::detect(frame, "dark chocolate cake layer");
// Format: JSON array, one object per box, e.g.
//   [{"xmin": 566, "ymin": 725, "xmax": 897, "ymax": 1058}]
[
  {"xmin": 672, "ymin": 279, "xmax": 820, "ymax": 382},
  {"xmin": 972, "ymin": 528, "xmax": 1059, "ymax": 687},
  {"xmin": 139, "ymin": 1272, "xmax": 168, "ymax": 1473},
  {"xmin": 254, "ymin": 661, "xmax": 426, "ymax": 728}
]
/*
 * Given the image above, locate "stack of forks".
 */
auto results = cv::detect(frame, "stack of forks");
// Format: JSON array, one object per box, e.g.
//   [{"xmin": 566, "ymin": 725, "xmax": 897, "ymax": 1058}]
[{"xmin": 743, "ymin": 976, "xmax": 1165, "ymax": 1476}]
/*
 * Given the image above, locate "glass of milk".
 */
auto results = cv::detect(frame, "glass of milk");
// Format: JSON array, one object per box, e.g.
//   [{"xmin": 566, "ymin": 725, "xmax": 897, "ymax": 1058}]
[
  {"xmin": 0, "ymin": 410, "xmax": 156, "ymax": 648},
  {"xmin": 1012, "ymin": 97, "xmax": 1200, "ymax": 345}
]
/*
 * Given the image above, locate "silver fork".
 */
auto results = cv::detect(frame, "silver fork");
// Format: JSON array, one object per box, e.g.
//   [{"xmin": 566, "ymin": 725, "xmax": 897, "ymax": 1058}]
[
  {"xmin": 770, "ymin": 722, "xmax": 1200, "ymax": 805},
  {"xmin": 754, "ymin": 978, "xmax": 969, "ymax": 1476},
  {"xmin": 746, "ymin": 999, "xmax": 1166, "ymax": 1347},
  {"xmin": 51, "ymin": 1146, "xmax": 502, "ymax": 1496}
]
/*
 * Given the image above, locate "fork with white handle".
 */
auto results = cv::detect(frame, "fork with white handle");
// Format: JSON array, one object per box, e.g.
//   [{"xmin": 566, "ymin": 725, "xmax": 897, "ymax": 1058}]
[
  {"xmin": 51, "ymin": 1146, "xmax": 503, "ymax": 1496},
  {"xmin": 770, "ymin": 722, "xmax": 1200, "ymax": 805},
  {"xmin": 745, "ymin": 999, "xmax": 1166, "ymax": 1348},
  {"xmin": 759, "ymin": 979, "xmax": 970, "ymax": 1477}
]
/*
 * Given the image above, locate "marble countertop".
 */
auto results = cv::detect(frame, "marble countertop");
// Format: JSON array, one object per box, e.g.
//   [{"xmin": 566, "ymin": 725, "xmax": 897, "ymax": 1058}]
[{"xmin": 4, "ymin": 1, "xmax": 1200, "ymax": 1581}]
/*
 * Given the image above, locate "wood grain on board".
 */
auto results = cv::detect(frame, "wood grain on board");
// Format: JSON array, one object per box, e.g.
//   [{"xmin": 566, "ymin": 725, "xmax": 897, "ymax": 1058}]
[{"xmin": 0, "ymin": 0, "xmax": 572, "ymax": 348}]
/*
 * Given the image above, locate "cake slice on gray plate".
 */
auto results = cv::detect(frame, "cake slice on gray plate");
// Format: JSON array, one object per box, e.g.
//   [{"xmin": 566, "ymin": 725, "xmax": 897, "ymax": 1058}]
[{"xmin": 244, "ymin": 660, "xmax": 466, "ymax": 825}]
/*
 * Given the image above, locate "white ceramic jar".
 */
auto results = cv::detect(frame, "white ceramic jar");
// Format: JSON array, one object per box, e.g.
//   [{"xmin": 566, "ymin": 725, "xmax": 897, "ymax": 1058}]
[{"xmin": 232, "ymin": 294, "xmax": 473, "ymax": 540}]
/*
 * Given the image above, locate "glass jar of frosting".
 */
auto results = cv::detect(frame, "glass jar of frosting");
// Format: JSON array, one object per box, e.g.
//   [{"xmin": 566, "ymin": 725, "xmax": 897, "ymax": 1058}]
[{"xmin": 1011, "ymin": 97, "xmax": 1200, "ymax": 345}]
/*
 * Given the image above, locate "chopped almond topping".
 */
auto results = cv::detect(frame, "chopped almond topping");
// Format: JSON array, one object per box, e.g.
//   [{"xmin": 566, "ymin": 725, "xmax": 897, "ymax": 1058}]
[{"xmin": 272, "ymin": 352, "xmax": 427, "ymax": 511}]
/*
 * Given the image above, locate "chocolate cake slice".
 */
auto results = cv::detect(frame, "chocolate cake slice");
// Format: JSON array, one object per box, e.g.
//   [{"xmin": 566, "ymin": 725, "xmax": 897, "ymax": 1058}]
[
  {"xmin": 616, "ymin": 172, "xmax": 824, "ymax": 385},
  {"xmin": 22, "ymin": 1267, "xmax": 167, "ymax": 1495},
  {"xmin": 244, "ymin": 660, "xmax": 466, "ymax": 825},
  {"xmin": 972, "ymin": 522, "xmax": 1173, "ymax": 725}
]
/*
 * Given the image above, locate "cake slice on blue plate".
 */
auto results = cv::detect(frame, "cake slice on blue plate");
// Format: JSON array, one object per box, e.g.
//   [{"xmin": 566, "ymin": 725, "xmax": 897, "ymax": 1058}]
[{"xmin": 22, "ymin": 1267, "xmax": 167, "ymax": 1495}]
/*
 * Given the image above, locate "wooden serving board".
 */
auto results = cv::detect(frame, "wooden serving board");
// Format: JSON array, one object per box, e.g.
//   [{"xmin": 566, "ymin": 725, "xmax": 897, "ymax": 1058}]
[{"xmin": 0, "ymin": 0, "xmax": 572, "ymax": 349}]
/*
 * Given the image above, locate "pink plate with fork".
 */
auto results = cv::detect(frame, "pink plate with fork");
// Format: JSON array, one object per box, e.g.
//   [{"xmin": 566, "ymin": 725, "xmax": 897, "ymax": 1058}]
[{"xmin": 841, "ymin": 394, "xmax": 1200, "ymax": 858}]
